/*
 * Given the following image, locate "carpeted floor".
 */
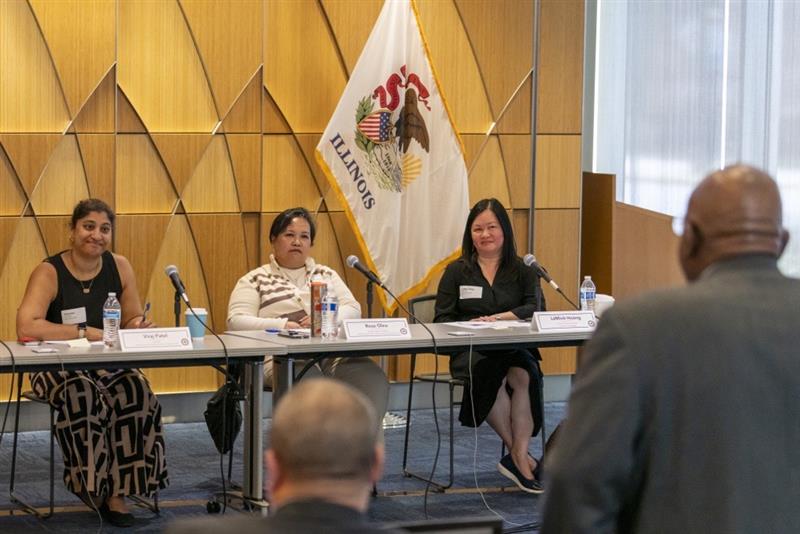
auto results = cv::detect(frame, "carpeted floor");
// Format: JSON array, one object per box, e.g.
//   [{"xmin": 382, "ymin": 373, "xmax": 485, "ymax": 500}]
[{"xmin": 0, "ymin": 402, "xmax": 566, "ymax": 533}]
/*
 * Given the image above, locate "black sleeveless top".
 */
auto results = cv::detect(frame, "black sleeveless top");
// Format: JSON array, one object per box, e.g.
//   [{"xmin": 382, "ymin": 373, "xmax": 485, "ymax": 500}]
[{"xmin": 45, "ymin": 250, "xmax": 123, "ymax": 329}]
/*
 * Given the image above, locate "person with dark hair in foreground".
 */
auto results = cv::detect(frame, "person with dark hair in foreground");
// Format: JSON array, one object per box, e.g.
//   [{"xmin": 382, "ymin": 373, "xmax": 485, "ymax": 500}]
[
  {"xmin": 167, "ymin": 379, "xmax": 401, "ymax": 534},
  {"xmin": 434, "ymin": 198, "xmax": 547, "ymax": 493},
  {"xmin": 542, "ymin": 165, "xmax": 800, "ymax": 533}
]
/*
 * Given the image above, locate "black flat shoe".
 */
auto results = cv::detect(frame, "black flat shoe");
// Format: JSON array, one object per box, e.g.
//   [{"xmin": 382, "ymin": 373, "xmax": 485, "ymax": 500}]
[
  {"xmin": 99, "ymin": 502, "xmax": 135, "ymax": 528},
  {"xmin": 498, "ymin": 454, "xmax": 544, "ymax": 494}
]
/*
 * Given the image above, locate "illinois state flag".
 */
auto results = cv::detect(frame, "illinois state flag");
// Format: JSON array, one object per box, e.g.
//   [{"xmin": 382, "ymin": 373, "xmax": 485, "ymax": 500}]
[{"xmin": 316, "ymin": 0, "xmax": 469, "ymax": 313}]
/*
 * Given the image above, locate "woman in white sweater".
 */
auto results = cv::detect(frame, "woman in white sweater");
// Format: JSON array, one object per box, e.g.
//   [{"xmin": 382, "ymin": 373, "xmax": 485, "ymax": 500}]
[{"xmin": 227, "ymin": 207, "xmax": 389, "ymax": 422}]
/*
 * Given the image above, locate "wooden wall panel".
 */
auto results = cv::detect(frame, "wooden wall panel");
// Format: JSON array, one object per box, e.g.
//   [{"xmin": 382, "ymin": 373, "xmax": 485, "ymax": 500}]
[
  {"xmin": 29, "ymin": 135, "xmax": 90, "ymax": 215},
  {"xmin": 180, "ymin": 0, "xmax": 263, "ymax": 119},
  {"xmin": 242, "ymin": 212, "xmax": 261, "ymax": 271},
  {"xmin": 320, "ymin": 0, "xmax": 383, "ymax": 75},
  {"xmin": 115, "ymin": 214, "xmax": 171, "ymax": 308},
  {"xmin": 455, "ymin": 0, "xmax": 533, "ymax": 134},
  {"xmin": 262, "ymin": 88, "xmax": 291, "ymax": 134},
  {"xmin": 116, "ymin": 135, "xmax": 178, "ymax": 214},
  {"xmin": 37, "ymin": 216, "xmax": 72, "ymax": 256},
  {"xmin": 0, "ymin": 148, "xmax": 27, "ymax": 216},
  {"xmin": 76, "ymin": 134, "xmax": 115, "ymax": 203},
  {"xmin": 414, "ymin": 0, "xmax": 493, "ymax": 134},
  {"xmin": 0, "ymin": 218, "xmax": 47, "ymax": 340},
  {"xmin": 182, "ymin": 136, "xmax": 240, "ymax": 213},
  {"xmin": 118, "ymin": 0, "xmax": 218, "ymax": 132},
  {"xmin": 264, "ymin": 0, "xmax": 347, "ymax": 132},
  {"xmin": 0, "ymin": 1, "xmax": 70, "ymax": 132},
  {"xmin": 0, "ymin": 0, "xmax": 585, "ymax": 390},
  {"xmin": 29, "ymin": 0, "xmax": 115, "ymax": 119},
  {"xmin": 150, "ymin": 134, "xmax": 213, "ymax": 195},
  {"xmin": 501, "ymin": 135, "xmax": 532, "ymax": 209},
  {"xmin": 222, "ymin": 71, "xmax": 263, "ymax": 134},
  {"xmin": 73, "ymin": 68, "xmax": 116, "ymax": 134},
  {"xmin": 0, "ymin": 135, "xmax": 62, "ymax": 196},
  {"xmin": 187, "ymin": 214, "xmax": 249, "ymax": 332},
  {"xmin": 295, "ymin": 134, "xmax": 342, "ymax": 212},
  {"xmin": 534, "ymin": 208, "xmax": 580, "ymax": 306},
  {"xmin": 535, "ymin": 134, "xmax": 582, "ymax": 209},
  {"xmin": 463, "ymin": 135, "xmax": 511, "ymax": 207},
  {"xmin": 262, "ymin": 135, "xmax": 322, "ymax": 211},
  {"xmin": 140, "ymin": 214, "xmax": 219, "ymax": 393},
  {"xmin": 227, "ymin": 134, "xmax": 262, "ymax": 212},
  {"xmin": 537, "ymin": 0, "xmax": 584, "ymax": 134}
]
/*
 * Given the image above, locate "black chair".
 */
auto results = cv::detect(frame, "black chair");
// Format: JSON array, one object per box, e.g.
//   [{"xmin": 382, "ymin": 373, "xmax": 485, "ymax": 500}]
[
  {"xmin": 10, "ymin": 373, "xmax": 159, "ymax": 518},
  {"xmin": 401, "ymin": 295, "xmax": 547, "ymax": 492},
  {"xmin": 401, "ymin": 294, "xmax": 465, "ymax": 491}
]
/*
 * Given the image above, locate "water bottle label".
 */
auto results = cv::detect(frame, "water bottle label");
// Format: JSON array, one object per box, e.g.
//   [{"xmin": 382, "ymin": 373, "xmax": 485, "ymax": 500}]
[{"xmin": 104, "ymin": 310, "xmax": 121, "ymax": 319}]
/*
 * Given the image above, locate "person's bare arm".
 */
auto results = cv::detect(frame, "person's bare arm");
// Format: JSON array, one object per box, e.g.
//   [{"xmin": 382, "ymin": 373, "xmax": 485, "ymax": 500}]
[{"xmin": 16, "ymin": 262, "xmax": 96, "ymax": 340}]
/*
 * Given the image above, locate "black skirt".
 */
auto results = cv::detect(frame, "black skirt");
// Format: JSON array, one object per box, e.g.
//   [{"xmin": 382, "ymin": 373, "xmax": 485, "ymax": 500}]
[{"xmin": 449, "ymin": 348, "xmax": 543, "ymax": 436}]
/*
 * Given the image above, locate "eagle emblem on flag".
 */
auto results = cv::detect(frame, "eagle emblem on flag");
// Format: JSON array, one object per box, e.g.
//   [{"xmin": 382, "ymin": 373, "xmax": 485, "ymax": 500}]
[{"xmin": 354, "ymin": 65, "xmax": 430, "ymax": 193}]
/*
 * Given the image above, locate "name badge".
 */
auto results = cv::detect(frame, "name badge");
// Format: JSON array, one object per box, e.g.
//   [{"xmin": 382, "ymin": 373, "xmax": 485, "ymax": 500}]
[
  {"xmin": 459, "ymin": 285, "xmax": 482, "ymax": 299},
  {"xmin": 343, "ymin": 319, "xmax": 412, "ymax": 341},
  {"xmin": 61, "ymin": 307, "xmax": 87, "ymax": 325},
  {"xmin": 119, "ymin": 327, "xmax": 193, "ymax": 352},
  {"xmin": 533, "ymin": 311, "xmax": 597, "ymax": 333}
]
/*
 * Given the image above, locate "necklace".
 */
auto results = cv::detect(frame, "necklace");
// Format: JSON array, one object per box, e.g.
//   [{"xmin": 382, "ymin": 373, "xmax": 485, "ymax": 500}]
[
  {"xmin": 69, "ymin": 251, "xmax": 102, "ymax": 295},
  {"xmin": 78, "ymin": 277, "xmax": 96, "ymax": 294}
]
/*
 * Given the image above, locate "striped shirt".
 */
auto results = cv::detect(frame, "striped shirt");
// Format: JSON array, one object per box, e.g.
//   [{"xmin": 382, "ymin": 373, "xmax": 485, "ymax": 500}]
[{"xmin": 227, "ymin": 254, "xmax": 361, "ymax": 332}]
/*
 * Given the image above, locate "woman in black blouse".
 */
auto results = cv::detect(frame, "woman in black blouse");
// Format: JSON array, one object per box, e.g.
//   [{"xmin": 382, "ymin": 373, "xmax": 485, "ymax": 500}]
[
  {"xmin": 434, "ymin": 198, "xmax": 546, "ymax": 493},
  {"xmin": 16, "ymin": 199, "xmax": 167, "ymax": 527}
]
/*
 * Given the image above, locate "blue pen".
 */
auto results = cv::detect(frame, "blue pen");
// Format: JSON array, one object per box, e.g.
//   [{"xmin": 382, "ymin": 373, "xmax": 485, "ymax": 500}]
[{"xmin": 265, "ymin": 328, "xmax": 280, "ymax": 334}]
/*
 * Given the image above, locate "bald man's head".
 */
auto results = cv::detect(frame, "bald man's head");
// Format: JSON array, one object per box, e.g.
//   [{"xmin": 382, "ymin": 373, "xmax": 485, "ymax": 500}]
[
  {"xmin": 679, "ymin": 164, "xmax": 788, "ymax": 281},
  {"xmin": 270, "ymin": 378, "xmax": 379, "ymax": 482}
]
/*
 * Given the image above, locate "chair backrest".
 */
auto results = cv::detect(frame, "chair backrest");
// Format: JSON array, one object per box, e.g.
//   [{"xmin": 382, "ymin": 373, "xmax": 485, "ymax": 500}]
[
  {"xmin": 408, "ymin": 294, "xmax": 436, "ymax": 324},
  {"xmin": 383, "ymin": 517, "xmax": 504, "ymax": 533}
]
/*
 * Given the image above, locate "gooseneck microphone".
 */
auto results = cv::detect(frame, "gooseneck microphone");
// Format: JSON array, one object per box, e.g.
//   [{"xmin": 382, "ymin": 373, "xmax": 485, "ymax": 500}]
[
  {"xmin": 164, "ymin": 265, "xmax": 190, "ymax": 304},
  {"xmin": 346, "ymin": 255, "xmax": 384, "ymax": 288},
  {"xmin": 523, "ymin": 254, "xmax": 579, "ymax": 310},
  {"xmin": 523, "ymin": 254, "xmax": 559, "ymax": 290}
]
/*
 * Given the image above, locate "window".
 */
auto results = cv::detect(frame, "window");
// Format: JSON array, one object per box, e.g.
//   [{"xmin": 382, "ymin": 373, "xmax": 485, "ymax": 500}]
[{"xmin": 589, "ymin": 0, "xmax": 800, "ymax": 275}]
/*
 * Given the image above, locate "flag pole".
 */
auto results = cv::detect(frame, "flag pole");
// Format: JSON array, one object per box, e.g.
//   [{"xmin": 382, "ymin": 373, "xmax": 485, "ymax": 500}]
[{"xmin": 528, "ymin": 0, "xmax": 542, "ymax": 253}]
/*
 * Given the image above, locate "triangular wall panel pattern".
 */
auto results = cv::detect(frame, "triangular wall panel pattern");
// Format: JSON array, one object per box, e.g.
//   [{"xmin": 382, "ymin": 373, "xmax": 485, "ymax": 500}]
[{"xmin": 0, "ymin": 0, "xmax": 584, "ymax": 384}]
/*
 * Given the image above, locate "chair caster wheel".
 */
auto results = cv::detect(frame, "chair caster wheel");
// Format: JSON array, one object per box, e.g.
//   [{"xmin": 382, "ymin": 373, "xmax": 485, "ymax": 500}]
[{"xmin": 206, "ymin": 500, "xmax": 221, "ymax": 514}]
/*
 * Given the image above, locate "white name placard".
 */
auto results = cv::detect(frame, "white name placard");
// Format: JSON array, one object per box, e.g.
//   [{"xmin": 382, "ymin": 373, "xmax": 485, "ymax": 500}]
[
  {"xmin": 119, "ymin": 327, "xmax": 193, "ymax": 352},
  {"xmin": 533, "ymin": 311, "xmax": 597, "ymax": 333},
  {"xmin": 343, "ymin": 318, "xmax": 412, "ymax": 341}
]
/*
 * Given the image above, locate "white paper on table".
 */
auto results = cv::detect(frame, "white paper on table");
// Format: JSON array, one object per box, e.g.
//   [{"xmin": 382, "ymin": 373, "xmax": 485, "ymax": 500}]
[
  {"xmin": 446, "ymin": 321, "xmax": 496, "ymax": 329},
  {"xmin": 491, "ymin": 320, "xmax": 532, "ymax": 329},
  {"xmin": 45, "ymin": 338, "xmax": 91, "ymax": 348},
  {"xmin": 446, "ymin": 320, "xmax": 531, "ymax": 330}
]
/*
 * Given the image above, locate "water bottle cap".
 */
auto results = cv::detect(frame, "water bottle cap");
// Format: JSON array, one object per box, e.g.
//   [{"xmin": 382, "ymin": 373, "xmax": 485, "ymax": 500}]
[
  {"xmin": 108, "ymin": 292, "xmax": 116, "ymax": 296},
  {"xmin": 583, "ymin": 276, "xmax": 591, "ymax": 280}
]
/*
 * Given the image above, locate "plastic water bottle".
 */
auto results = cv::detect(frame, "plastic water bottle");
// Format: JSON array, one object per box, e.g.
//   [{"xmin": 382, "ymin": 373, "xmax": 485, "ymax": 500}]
[
  {"xmin": 321, "ymin": 290, "xmax": 339, "ymax": 340},
  {"xmin": 103, "ymin": 292, "xmax": 121, "ymax": 347},
  {"xmin": 580, "ymin": 276, "xmax": 596, "ymax": 314}
]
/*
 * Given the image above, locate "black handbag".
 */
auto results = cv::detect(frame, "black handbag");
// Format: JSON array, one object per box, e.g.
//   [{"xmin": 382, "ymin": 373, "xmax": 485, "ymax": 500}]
[{"xmin": 204, "ymin": 380, "xmax": 243, "ymax": 455}]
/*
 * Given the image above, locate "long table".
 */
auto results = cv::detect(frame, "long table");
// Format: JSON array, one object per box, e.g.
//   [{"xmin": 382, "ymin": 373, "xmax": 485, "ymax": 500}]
[
  {"xmin": 0, "ymin": 334, "xmax": 286, "ymax": 510},
  {"xmin": 2, "ymin": 324, "xmax": 590, "ymax": 513},
  {"xmin": 229, "ymin": 323, "xmax": 592, "ymax": 402}
]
